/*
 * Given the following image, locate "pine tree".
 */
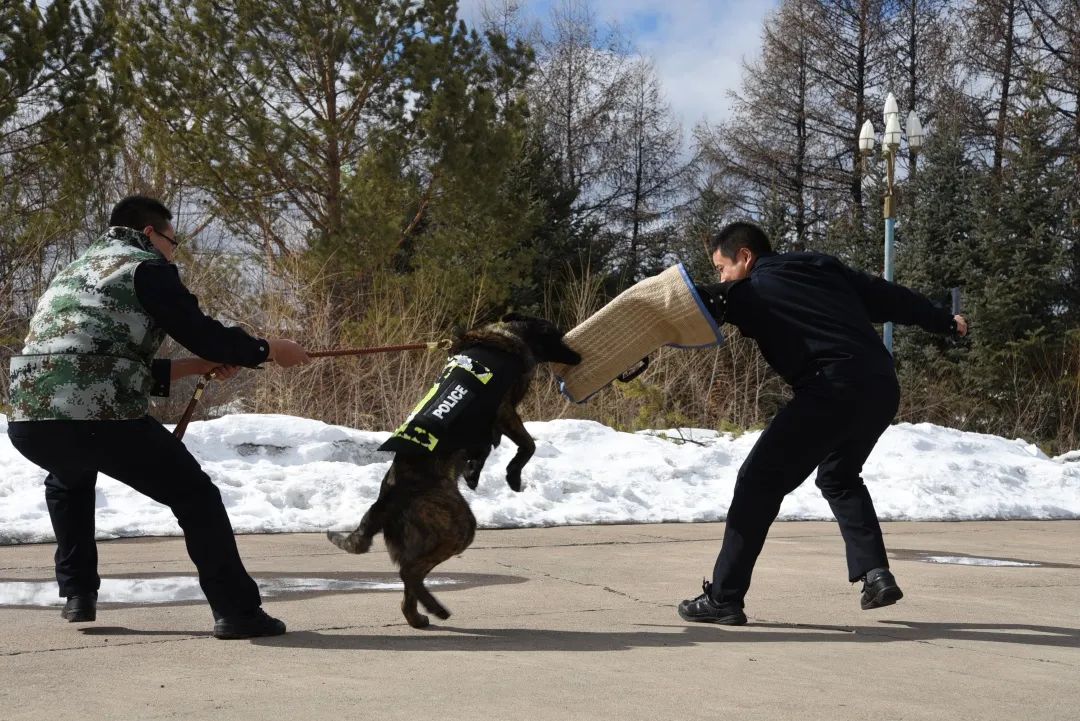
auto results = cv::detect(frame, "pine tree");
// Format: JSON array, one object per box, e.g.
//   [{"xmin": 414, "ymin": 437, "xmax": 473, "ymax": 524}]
[
  {"xmin": 804, "ymin": 0, "xmax": 892, "ymax": 216},
  {"xmin": 964, "ymin": 89, "xmax": 1072, "ymax": 439},
  {"xmin": 965, "ymin": 0, "xmax": 1023, "ymax": 183},
  {"xmin": 884, "ymin": 0, "xmax": 956, "ymax": 174},
  {"xmin": 971, "ymin": 97, "xmax": 1068, "ymax": 346},
  {"xmin": 1018, "ymin": 0, "xmax": 1080, "ymax": 323},
  {"xmin": 700, "ymin": 0, "xmax": 829, "ymax": 251},
  {"xmin": 894, "ymin": 114, "xmax": 979, "ymax": 373},
  {"xmin": 126, "ymin": 0, "xmax": 533, "ymax": 300},
  {"xmin": 0, "ymin": 0, "xmax": 122, "ymax": 347},
  {"xmin": 604, "ymin": 59, "xmax": 689, "ymax": 287},
  {"xmin": 525, "ymin": 0, "xmax": 634, "ymax": 270}
]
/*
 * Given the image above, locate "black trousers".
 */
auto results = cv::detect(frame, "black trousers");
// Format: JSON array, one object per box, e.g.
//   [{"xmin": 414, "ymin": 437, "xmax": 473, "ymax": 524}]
[
  {"xmin": 7, "ymin": 416, "xmax": 261, "ymax": 615},
  {"xmin": 710, "ymin": 373, "xmax": 901, "ymax": 603}
]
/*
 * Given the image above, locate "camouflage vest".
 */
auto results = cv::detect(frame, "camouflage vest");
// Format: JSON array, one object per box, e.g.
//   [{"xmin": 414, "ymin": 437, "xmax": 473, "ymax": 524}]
[{"xmin": 8, "ymin": 227, "xmax": 168, "ymax": 421}]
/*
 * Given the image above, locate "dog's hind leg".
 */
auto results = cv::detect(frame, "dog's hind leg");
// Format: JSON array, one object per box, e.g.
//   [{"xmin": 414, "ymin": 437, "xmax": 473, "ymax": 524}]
[
  {"xmin": 400, "ymin": 583, "xmax": 428, "ymax": 629},
  {"xmin": 327, "ymin": 506, "xmax": 377, "ymax": 554},
  {"xmin": 327, "ymin": 465, "xmax": 396, "ymax": 553},
  {"xmin": 399, "ymin": 562, "xmax": 448, "ymax": 628},
  {"xmin": 401, "ymin": 561, "xmax": 447, "ymax": 626}
]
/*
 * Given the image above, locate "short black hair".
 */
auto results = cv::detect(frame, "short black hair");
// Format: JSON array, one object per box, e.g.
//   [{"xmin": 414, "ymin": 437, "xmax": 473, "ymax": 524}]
[
  {"xmin": 707, "ymin": 221, "xmax": 772, "ymax": 259},
  {"xmin": 109, "ymin": 195, "xmax": 172, "ymax": 233}
]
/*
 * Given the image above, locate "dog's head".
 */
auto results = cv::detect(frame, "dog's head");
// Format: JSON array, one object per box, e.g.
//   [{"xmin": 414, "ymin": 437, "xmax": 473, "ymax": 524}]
[{"xmin": 500, "ymin": 313, "xmax": 582, "ymax": 366}]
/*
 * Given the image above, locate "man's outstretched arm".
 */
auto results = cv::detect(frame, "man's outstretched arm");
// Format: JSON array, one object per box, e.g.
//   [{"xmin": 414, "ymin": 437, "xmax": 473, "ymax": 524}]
[{"xmin": 838, "ymin": 262, "xmax": 967, "ymax": 336}]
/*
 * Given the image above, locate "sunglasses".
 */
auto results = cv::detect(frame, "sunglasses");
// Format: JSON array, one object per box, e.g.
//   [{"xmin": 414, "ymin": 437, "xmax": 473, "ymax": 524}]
[{"xmin": 152, "ymin": 228, "xmax": 180, "ymax": 247}]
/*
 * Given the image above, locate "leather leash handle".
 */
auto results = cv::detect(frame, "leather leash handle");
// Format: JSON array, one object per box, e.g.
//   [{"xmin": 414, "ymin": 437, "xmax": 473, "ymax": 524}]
[{"xmin": 174, "ymin": 371, "xmax": 215, "ymax": 440}]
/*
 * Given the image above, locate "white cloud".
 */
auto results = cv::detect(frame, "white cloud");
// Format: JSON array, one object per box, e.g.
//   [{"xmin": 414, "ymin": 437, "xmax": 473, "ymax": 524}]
[
  {"xmin": 459, "ymin": 0, "xmax": 777, "ymax": 136},
  {"xmin": 591, "ymin": 0, "xmax": 775, "ymax": 131}
]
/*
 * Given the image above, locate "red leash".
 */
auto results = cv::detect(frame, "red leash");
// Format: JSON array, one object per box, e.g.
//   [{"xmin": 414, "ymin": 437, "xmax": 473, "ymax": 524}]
[{"xmin": 308, "ymin": 339, "xmax": 453, "ymax": 358}]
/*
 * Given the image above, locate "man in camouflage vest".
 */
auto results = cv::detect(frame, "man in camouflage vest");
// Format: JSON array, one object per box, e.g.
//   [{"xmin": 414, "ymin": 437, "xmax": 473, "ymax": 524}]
[{"xmin": 7, "ymin": 195, "xmax": 310, "ymax": 639}]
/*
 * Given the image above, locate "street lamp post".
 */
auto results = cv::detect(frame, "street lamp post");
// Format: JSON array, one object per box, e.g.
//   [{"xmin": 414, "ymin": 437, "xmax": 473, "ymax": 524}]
[{"xmin": 859, "ymin": 92, "xmax": 924, "ymax": 354}]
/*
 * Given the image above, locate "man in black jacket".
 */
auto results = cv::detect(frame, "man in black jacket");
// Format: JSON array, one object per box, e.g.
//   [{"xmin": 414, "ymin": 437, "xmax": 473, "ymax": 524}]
[{"xmin": 679, "ymin": 221, "xmax": 967, "ymax": 625}]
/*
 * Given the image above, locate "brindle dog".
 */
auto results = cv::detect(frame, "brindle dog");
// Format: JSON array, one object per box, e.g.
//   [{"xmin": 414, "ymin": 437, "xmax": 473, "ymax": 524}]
[{"xmin": 327, "ymin": 314, "xmax": 581, "ymax": 628}]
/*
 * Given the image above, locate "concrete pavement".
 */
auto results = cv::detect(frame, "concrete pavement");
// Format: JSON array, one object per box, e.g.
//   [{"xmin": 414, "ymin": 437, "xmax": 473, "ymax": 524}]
[{"xmin": 1, "ymin": 521, "xmax": 1078, "ymax": 721}]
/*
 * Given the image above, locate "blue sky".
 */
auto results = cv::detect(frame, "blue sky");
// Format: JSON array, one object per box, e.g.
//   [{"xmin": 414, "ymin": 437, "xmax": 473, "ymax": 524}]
[{"xmin": 459, "ymin": 0, "xmax": 781, "ymax": 134}]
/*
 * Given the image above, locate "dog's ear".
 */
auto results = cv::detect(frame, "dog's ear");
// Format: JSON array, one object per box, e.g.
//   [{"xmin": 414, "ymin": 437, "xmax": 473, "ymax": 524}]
[{"xmin": 501, "ymin": 312, "xmax": 526, "ymax": 323}]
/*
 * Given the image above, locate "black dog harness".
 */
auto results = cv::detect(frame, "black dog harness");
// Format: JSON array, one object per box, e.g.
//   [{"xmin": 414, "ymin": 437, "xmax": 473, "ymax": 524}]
[{"xmin": 380, "ymin": 346, "xmax": 526, "ymax": 455}]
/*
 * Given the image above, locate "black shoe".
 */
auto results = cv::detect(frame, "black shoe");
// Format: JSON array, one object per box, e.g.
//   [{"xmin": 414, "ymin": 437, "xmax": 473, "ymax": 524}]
[
  {"xmin": 212, "ymin": 608, "xmax": 287, "ymax": 640},
  {"xmin": 61, "ymin": 592, "xmax": 97, "ymax": 622},
  {"xmin": 677, "ymin": 581, "xmax": 747, "ymax": 625},
  {"xmin": 860, "ymin": 567, "xmax": 904, "ymax": 610}
]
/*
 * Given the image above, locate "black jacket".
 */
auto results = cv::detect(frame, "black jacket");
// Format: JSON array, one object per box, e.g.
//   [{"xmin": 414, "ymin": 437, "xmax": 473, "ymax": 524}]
[
  {"xmin": 134, "ymin": 260, "xmax": 271, "ymax": 396},
  {"xmin": 700, "ymin": 252, "xmax": 956, "ymax": 388}
]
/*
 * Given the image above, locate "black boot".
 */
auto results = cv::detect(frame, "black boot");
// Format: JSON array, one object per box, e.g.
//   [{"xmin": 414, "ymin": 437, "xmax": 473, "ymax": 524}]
[
  {"xmin": 212, "ymin": 607, "xmax": 287, "ymax": 640},
  {"xmin": 677, "ymin": 581, "xmax": 747, "ymax": 625},
  {"xmin": 860, "ymin": 567, "xmax": 904, "ymax": 610},
  {"xmin": 61, "ymin": 592, "xmax": 97, "ymax": 622}
]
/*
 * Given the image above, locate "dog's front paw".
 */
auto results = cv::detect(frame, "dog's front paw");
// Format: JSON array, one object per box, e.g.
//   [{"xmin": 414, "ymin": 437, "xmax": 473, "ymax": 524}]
[
  {"xmin": 326, "ymin": 530, "xmax": 372, "ymax": 554},
  {"xmin": 506, "ymin": 468, "xmax": 523, "ymax": 492},
  {"xmin": 463, "ymin": 462, "xmax": 481, "ymax": 490}
]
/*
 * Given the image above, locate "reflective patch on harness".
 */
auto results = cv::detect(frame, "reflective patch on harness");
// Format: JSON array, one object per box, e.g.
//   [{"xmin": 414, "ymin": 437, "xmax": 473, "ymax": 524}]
[
  {"xmin": 445, "ymin": 355, "xmax": 493, "ymax": 384},
  {"xmin": 391, "ymin": 422, "xmax": 439, "ymax": 451}
]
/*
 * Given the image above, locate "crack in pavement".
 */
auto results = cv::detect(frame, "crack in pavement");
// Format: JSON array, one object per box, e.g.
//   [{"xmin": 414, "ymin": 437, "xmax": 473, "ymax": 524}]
[
  {"xmin": 491, "ymin": 560, "xmax": 665, "ymax": 608},
  {"xmin": 1, "ymin": 634, "xmax": 208, "ymax": 657}
]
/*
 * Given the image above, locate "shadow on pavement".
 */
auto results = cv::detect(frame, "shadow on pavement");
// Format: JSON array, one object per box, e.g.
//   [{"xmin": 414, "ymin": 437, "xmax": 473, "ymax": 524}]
[
  {"xmin": 250, "ymin": 619, "xmax": 1080, "ymax": 652},
  {"xmin": 79, "ymin": 626, "xmax": 210, "ymax": 637}
]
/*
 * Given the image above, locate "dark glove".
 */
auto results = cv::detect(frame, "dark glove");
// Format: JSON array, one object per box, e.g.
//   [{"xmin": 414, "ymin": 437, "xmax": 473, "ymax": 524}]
[{"xmin": 694, "ymin": 282, "xmax": 729, "ymax": 323}]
